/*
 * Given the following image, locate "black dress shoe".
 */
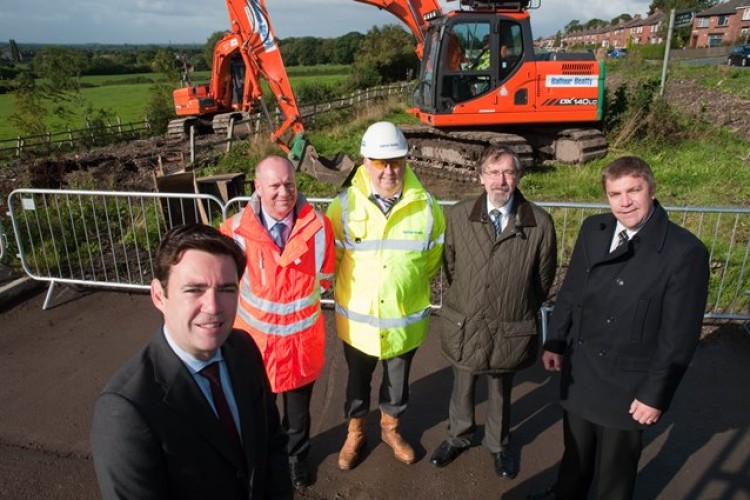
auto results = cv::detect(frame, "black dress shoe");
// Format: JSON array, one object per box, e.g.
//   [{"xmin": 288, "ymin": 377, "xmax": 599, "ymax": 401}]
[
  {"xmin": 290, "ymin": 459, "xmax": 310, "ymax": 488},
  {"xmin": 527, "ymin": 488, "xmax": 558, "ymax": 500},
  {"xmin": 429, "ymin": 440, "xmax": 465, "ymax": 468},
  {"xmin": 493, "ymin": 449, "xmax": 517, "ymax": 479}
]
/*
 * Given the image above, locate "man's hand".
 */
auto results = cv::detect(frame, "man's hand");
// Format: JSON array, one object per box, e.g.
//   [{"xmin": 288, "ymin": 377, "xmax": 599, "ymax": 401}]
[
  {"xmin": 541, "ymin": 351, "xmax": 561, "ymax": 372},
  {"xmin": 629, "ymin": 399, "xmax": 663, "ymax": 426}
]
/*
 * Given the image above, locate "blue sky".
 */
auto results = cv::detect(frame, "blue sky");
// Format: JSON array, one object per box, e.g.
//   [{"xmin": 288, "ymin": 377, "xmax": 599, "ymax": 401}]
[{"xmin": 1, "ymin": 1, "xmax": 654, "ymax": 45}]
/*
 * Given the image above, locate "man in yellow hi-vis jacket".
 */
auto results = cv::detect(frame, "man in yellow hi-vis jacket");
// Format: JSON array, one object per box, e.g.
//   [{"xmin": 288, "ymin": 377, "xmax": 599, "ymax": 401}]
[{"xmin": 327, "ymin": 121, "xmax": 445, "ymax": 471}]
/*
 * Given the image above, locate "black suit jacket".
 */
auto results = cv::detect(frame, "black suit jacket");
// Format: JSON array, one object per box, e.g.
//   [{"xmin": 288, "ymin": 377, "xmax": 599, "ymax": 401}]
[
  {"xmin": 90, "ymin": 328, "xmax": 293, "ymax": 500},
  {"xmin": 545, "ymin": 202, "xmax": 709, "ymax": 430}
]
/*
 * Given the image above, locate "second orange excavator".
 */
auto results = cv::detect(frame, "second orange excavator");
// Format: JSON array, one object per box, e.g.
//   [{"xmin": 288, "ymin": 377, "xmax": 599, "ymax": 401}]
[{"xmin": 168, "ymin": 0, "xmax": 310, "ymax": 161}]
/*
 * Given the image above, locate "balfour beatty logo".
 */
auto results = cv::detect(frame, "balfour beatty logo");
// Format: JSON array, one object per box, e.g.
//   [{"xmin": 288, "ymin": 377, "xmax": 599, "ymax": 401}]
[
  {"xmin": 362, "ymin": 141, "xmax": 401, "ymax": 149},
  {"xmin": 545, "ymin": 75, "xmax": 598, "ymax": 87}
]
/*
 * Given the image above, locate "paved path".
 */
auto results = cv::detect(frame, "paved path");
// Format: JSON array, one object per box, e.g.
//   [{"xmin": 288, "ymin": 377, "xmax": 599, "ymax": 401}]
[{"xmin": 0, "ymin": 288, "xmax": 749, "ymax": 499}]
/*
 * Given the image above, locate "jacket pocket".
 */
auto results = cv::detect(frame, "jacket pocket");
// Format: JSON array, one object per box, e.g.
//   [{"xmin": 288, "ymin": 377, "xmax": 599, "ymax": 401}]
[
  {"xmin": 438, "ymin": 303, "xmax": 467, "ymax": 362},
  {"xmin": 346, "ymin": 212, "xmax": 369, "ymax": 243},
  {"xmin": 500, "ymin": 319, "xmax": 537, "ymax": 338},
  {"xmin": 629, "ymin": 299, "xmax": 650, "ymax": 344}
]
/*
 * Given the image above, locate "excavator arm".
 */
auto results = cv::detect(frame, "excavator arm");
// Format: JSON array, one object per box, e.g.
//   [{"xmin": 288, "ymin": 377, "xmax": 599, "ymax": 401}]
[
  {"xmin": 223, "ymin": 0, "xmax": 305, "ymax": 152},
  {"xmin": 352, "ymin": 0, "xmax": 442, "ymax": 58},
  {"xmin": 172, "ymin": 0, "xmax": 305, "ymax": 154}
]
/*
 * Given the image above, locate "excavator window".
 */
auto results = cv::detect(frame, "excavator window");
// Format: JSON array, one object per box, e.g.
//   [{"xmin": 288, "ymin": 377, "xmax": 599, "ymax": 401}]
[
  {"xmin": 423, "ymin": 17, "xmax": 526, "ymax": 113},
  {"xmin": 438, "ymin": 21, "xmax": 491, "ymax": 106},
  {"xmin": 229, "ymin": 55, "xmax": 245, "ymax": 107},
  {"xmin": 499, "ymin": 21, "xmax": 523, "ymax": 80},
  {"xmin": 416, "ymin": 30, "xmax": 441, "ymax": 110}
]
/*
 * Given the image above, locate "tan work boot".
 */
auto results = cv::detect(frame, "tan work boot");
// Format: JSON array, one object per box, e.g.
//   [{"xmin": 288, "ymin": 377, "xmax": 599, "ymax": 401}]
[
  {"xmin": 380, "ymin": 411, "xmax": 416, "ymax": 464},
  {"xmin": 338, "ymin": 417, "xmax": 366, "ymax": 470}
]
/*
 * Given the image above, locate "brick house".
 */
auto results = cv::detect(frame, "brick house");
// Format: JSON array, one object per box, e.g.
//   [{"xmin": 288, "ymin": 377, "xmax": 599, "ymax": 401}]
[
  {"xmin": 538, "ymin": 2, "xmax": 750, "ymax": 51},
  {"xmin": 691, "ymin": 0, "xmax": 750, "ymax": 47}
]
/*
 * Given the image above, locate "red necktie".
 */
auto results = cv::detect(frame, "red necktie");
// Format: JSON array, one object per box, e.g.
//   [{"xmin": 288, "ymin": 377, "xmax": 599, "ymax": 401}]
[{"xmin": 199, "ymin": 362, "xmax": 245, "ymax": 464}]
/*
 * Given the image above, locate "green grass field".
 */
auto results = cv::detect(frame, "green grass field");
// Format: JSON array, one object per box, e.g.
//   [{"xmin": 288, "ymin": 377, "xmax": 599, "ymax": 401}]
[{"xmin": 0, "ymin": 67, "xmax": 351, "ymax": 140}]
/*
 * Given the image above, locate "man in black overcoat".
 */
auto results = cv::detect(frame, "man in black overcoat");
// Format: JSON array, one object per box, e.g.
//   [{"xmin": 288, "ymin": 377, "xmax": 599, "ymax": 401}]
[{"xmin": 531, "ymin": 156, "xmax": 710, "ymax": 500}]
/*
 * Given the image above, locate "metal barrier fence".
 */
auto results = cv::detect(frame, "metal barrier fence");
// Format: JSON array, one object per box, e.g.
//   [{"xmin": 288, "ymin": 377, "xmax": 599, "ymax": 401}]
[
  {"xmin": 539, "ymin": 202, "xmax": 750, "ymax": 321},
  {"xmin": 0, "ymin": 212, "xmax": 7, "ymax": 263},
  {"xmin": 7, "ymin": 189, "xmax": 750, "ymax": 321},
  {"xmin": 7, "ymin": 189, "xmax": 225, "ymax": 309},
  {"xmin": 224, "ymin": 197, "xmax": 750, "ymax": 321}
]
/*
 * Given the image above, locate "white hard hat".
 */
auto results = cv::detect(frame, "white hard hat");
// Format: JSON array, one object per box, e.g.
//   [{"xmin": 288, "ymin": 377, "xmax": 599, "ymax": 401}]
[{"xmin": 360, "ymin": 121, "xmax": 408, "ymax": 159}]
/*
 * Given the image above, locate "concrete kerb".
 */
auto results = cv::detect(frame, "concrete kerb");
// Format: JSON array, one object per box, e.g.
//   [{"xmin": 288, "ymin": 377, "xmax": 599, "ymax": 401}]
[{"xmin": 0, "ymin": 275, "xmax": 44, "ymax": 307}]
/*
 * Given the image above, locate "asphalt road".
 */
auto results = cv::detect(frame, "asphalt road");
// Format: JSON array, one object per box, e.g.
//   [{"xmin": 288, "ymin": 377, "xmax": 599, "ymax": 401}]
[{"xmin": 0, "ymin": 287, "xmax": 749, "ymax": 499}]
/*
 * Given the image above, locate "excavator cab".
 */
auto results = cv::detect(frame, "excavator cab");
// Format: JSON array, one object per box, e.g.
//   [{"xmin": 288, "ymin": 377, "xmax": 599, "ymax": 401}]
[{"xmin": 414, "ymin": 12, "xmax": 529, "ymax": 115}]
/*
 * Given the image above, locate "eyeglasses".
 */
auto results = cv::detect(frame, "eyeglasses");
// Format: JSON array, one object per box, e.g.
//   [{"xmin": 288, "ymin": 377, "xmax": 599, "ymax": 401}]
[
  {"xmin": 368, "ymin": 157, "xmax": 406, "ymax": 170},
  {"xmin": 482, "ymin": 168, "xmax": 518, "ymax": 180}
]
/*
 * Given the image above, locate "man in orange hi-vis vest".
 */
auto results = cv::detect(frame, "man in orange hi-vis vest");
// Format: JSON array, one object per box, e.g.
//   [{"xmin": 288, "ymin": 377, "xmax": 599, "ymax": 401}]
[{"xmin": 221, "ymin": 155, "xmax": 335, "ymax": 490}]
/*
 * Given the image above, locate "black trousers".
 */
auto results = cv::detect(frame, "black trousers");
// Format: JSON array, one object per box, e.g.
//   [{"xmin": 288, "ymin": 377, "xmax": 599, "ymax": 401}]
[
  {"xmin": 280, "ymin": 381, "xmax": 315, "ymax": 462},
  {"xmin": 554, "ymin": 410, "xmax": 643, "ymax": 500},
  {"xmin": 342, "ymin": 342, "xmax": 417, "ymax": 419},
  {"xmin": 447, "ymin": 367, "xmax": 514, "ymax": 453}
]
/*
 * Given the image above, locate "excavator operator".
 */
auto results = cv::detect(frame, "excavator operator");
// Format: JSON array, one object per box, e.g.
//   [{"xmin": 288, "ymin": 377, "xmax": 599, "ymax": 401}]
[{"xmin": 471, "ymin": 35, "xmax": 491, "ymax": 70}]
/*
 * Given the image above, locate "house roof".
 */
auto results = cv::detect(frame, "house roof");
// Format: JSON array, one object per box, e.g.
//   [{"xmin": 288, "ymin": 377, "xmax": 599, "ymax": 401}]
[
  {"xmin": 641, "ymin": 10, "xmax": 665, "ymax": 26},
  {"xmin": 697, "ymin": 0, "xmax": 750, "ymax": 18}
]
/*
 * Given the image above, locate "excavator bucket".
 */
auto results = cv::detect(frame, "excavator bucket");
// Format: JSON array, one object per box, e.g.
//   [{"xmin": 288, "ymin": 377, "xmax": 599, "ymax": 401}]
[{"xmin": 295, "ymin": 144, "xmax": 355, "ymax": 187}]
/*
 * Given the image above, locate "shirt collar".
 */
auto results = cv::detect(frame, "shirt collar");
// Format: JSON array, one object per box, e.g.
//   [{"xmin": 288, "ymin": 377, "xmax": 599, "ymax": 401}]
[
  {"xmin": 261, "ymin": 206, "xmax": 294, "ymax": 232},
  {"xmin": 486, "ymin": 194, "xmax": 514, "ymax": 215},
  {"xmin": 370, "ymin": 183, "xmax": 403, "ymax": 201},
  {"xmin": 162, "ymin": 326, "xmax": 223, "ymax": 374},
  {"xmin": 614, "ymin": 206, "xmax": 656, "ymax": 239}
]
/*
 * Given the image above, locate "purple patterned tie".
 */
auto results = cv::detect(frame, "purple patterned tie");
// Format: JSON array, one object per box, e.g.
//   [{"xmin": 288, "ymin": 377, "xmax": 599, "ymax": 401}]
[{"xmin": 270, "ymin": 222, "xmax": 288, "ymax": 249}]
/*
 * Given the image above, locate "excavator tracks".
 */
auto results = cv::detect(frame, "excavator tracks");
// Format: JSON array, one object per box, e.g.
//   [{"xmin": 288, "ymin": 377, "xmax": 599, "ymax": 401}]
[{"xmin": 401, "ymin": 125, "xmax": 607, "ymax": 183}]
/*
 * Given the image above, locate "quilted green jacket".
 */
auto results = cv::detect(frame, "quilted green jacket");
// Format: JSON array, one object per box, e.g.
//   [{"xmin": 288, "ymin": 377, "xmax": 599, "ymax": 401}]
[{"xmin": 437, "ymin": 190, "xmax": 557, "ymax": 374}]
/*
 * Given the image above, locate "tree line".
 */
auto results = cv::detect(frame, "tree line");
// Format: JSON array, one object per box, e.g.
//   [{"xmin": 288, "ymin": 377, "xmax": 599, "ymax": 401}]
[{"xmin": 3, "ymin": 26, "xmax": 418, "ymax": 137}]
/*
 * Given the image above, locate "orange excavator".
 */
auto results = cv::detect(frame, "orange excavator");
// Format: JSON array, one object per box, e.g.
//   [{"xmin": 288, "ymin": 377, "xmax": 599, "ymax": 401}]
[
  {"xmin": 172, "ymin": 0, "xmax": 606, "ymax": 179},
  {"xmin": 353, "ymin": 0, "xmax": 607, "ymax": 173},
  {"xmin": 169, "ymin": 0, "xmax": 310, "ymax": 161}
]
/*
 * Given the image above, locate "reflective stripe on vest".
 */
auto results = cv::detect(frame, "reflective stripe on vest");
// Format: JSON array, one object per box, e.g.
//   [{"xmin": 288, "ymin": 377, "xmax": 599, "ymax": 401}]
[
  {"xmin": 334, "ymin": 190, "xmax": 442, "ymax": 252},
  {"xmin": 238, "ymin": 305, "xmax": 321, "ymax": 337},
  {"xmin": 230, "ymin": 209, "xmax": 325, "ymax": 336},
  {"xmin": 240, "ymin": 273, "xmax": 321, "ymax": 314},
  {"xmin": 312, "ymin": 210, "xmax": 327, "ymax": 281},
  {"xmin": 335, "ymin": 303, "xmax": 431, "ymax": 329}
]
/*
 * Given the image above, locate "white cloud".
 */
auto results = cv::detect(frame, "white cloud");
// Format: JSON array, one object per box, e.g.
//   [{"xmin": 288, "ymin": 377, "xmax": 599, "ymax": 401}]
[{"xmin": 0, "ymin": 0, "xmax": 655, "ymax": 44}]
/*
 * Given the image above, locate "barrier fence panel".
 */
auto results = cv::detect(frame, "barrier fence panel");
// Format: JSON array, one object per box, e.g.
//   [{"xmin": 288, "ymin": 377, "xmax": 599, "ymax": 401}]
[
  {"xmin": 7, "ymin": 189, "xmax": 225, "ymax": 309},
  {"xmin": 538, "ymin": 202, "xmax": 750, "ymax": 321},
  {"xmin": 224, "ymin": 197, "xmax": 749, "ymax": 322},
  {"xmin": 0, "ymin": 211, "xmax": 7, "ymax": 263},
  {"xmin": 7, "ymin": 190, "xmax": 749, "ymax": 321}
]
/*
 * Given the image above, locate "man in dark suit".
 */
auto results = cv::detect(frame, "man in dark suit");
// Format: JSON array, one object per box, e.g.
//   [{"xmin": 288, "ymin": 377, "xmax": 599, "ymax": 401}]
[
  {"xmin": 530, "ymin": 156, "xmax": 710, "ymax": 500},
  {"xmin": 90, "ymin": 224, "xmax": 293, "ymax": 500}
]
